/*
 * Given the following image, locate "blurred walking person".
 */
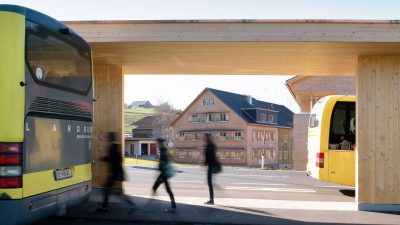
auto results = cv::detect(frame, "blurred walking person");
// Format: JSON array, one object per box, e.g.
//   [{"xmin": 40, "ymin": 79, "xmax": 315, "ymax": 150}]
[
  {"xmin": 152, "ymin": 138, "xmax": 176, "ymax": 212},
  {"xmin": 204, "ymin": 133, "xmax": 222, "ymax": 205},
  {"xmin": 96, "ymin": 132, "xmax": 135, "ymax": 212}
]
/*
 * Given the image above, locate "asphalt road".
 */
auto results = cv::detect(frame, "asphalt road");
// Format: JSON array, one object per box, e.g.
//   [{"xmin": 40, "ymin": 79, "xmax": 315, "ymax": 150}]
[
  {"xmin": 33, "ymin": 165, "xmax": 362, "ymax": 225},
  {"xmin": 124, "ymin": 164, "xmax": 355, "ymax": 204}
]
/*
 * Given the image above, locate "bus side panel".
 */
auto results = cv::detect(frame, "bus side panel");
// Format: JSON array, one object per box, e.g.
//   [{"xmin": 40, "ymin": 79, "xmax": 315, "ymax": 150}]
[
  {"xmin": 328, "ymin": 151, "xmax": 356, "ymax": 186},
  {"xmin": 0, "ymin": 11, "xmax": 25, "ymax": 142}
]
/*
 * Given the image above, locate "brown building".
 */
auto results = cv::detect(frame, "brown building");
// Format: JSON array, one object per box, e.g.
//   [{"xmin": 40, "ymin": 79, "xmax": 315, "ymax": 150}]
[
  {"xmin": 171, "ymin": 88, "xmax": 294, "ymax": 168},
  {"xmin": 125, "ymin": 114, "xmax": 177, "ymax": 158},
  {"xmin": 285, "ymin": 76, "xmax": 355, "ymax": 170}
]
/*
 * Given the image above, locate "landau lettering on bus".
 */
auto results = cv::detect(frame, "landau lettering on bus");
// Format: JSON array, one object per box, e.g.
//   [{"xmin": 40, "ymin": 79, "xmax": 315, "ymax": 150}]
[{"xmin": 25, "ymin": 123, "xmax": 93, "ymax": 135}]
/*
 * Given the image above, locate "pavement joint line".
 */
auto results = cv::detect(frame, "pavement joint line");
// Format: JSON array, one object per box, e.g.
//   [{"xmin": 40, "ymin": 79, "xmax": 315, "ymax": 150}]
[
  {"xmin": 224, "ymin": 186, "xmax": 316, "ymax": 193},
  {"xmin": 230, "ymin": 182, "xmax": 286, "ymax": 186}
]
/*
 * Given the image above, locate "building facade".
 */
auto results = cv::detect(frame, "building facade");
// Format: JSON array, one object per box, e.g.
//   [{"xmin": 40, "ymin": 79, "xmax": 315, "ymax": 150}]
[
  {"xmin": 171, "ymin": 88, "xmax": 293, "ymax": 168},
  {"xmin": 125, "ymin": 114, "xmax": 176, "ymax": 158}
]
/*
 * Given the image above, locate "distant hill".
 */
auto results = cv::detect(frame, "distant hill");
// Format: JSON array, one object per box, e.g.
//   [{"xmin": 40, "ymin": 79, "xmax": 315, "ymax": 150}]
[{"xmin": 124, "ymin": 107, "xmax": 155, "ymax": 134}]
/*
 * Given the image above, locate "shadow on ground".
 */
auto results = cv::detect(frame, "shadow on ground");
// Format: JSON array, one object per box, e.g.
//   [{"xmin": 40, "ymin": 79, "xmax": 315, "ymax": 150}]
[{"xmin": 32, "ymin": 195, "xmax": 374, "ymax": 225}]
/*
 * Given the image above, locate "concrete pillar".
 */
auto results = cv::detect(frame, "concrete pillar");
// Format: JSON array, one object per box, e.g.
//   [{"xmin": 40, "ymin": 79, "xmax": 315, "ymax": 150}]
[
  {"xmin": 92, "ymin": 64, "xmax": 124, "ymax": 188},
  {"xmin": 292, "ymin": 113, "xmax": 310, "ymax": 171},
  {"xmin": 357, "ymin": 56, "xmax": 400, "ymax": 211}
]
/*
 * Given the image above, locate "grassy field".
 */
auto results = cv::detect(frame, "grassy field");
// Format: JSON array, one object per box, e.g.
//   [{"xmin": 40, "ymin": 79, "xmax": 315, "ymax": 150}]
[
  {"xmin": 124, "ymin": 108, "xmax": 155, "ymax": 134},
  {"xmin": 124, "ymin": 158, "xmax": 158, "ymax": 166}
]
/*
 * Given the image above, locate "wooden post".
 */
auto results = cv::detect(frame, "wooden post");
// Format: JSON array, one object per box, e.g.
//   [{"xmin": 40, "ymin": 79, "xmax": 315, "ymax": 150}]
[
  {"xmin": 92, "ymin": 64, "xmax": 124, "ymax": 189},
  {"xmin": 357, "ymin": 56, "xmax": 400, "ymax": 211}
]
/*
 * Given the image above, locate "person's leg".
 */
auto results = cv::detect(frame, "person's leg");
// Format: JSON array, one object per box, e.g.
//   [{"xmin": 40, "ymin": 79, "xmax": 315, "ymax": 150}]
[
  {"xmin": 164, "ymin": 177, "xmax": 176, "ymax": 209},
  {"xmin": 152, "ymin": 173, "xmax": 163, "ymax": 194},
  {"xmin": 206, "ymin": 167, "xmax": 214, "ymax": 204},
  {"xmin": 102, "ymin": 177, "xmax": 114, "ymax": 209}
]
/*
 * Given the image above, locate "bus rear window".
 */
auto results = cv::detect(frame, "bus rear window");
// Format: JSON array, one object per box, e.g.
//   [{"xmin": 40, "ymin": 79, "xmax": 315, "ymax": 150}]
[
  {"xmin": 329, "ymin": 102, "xmax": 355, "ymax": 150},
  {"xmin": 26, "ymin": 22, "xmax": 92, "ymax": 95}
]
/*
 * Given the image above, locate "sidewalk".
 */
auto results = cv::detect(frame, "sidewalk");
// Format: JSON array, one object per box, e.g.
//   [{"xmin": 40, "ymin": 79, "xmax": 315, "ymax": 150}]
[{"xmin": 64, "ymin": 190, "xmax": 400, "ymax": 225}]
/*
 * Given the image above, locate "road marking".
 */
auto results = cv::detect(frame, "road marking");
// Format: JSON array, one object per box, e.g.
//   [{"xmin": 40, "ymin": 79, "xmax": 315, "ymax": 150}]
[
  {"xmin": 172, "ymin": 181, "xmax": 203, "ymax": 183},
  {"xmin": 231, "ymin": 182, "xmax": 286, "ymax": 186},
  {"xmin": 225, "ymin": 186, "xmax": 316, "ymax": 193},
  {"xmin": 222, "ymin": 174, "xmax": 289, "ymax": 178},
  {"xmin": 128, "ymin": 195, "xmax": 356, "ymax": 211},
  {"xmin": 127, "ymin": 171, "xmax": 155, "ymax": 174},
  {"xmin": 313, "ymin": 184, "xmax": 353, "ymax": 189}
]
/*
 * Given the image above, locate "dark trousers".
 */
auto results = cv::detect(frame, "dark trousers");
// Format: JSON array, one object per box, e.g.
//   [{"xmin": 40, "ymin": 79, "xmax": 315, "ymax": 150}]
[
  {"xmin": 207, "ymin": 167, "xmax": 214, "ymax": 201},
  {"xmin": 102, "ymin": 176, "xmax": 115, "ymax": 209},
  {"xmin": 152, "ymin": 173, "xmax": 176, "ymax": 208}
]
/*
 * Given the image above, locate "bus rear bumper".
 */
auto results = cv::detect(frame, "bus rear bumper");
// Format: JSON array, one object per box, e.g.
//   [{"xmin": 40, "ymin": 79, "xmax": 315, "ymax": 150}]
[{"xmin": 0, "ymin": 181, "xmax": 91, "ymax": 225}]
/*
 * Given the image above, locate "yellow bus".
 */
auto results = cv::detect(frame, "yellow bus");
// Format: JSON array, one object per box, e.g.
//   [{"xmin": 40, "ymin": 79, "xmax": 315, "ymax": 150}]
[
  {"xmin": 0, "ymin": 5, "xmax": 92, "ymax": 225},
  {"xmin": 307, "ymin": 95, "xmax": 355, "ymax": 187}
]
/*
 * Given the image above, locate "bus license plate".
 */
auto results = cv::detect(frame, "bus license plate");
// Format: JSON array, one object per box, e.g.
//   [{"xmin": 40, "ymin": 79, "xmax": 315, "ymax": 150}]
[{"xmin": 54, "ymin": 168, "xmax": 72, "ymax": 180}]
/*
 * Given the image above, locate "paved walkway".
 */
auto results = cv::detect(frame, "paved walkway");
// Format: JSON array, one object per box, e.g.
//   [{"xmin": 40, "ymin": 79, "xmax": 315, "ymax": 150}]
[{"xmin": 63, "ymin": 191, "xmax": 400, "ymax": 225}]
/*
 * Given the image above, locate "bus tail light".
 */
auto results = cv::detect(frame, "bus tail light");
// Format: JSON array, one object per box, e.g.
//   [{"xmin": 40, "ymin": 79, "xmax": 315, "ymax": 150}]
[
  {"xmin": 0, "ymin": 177, "xmax": 22, "ymax": 188},
  {"xmin": 316, "ymin": 152, "xmax": 324, "ymax": 168},
  {"xmin": 0, "ymin": 155, "xmax": 22, "ymax": 165},
  {"xmin": 0, "ymin": 142, "xmax": 23, "ymax": 188},
  {"xmin": 0, "ymin": 143, "xmax": 22, "ymax": 154}
]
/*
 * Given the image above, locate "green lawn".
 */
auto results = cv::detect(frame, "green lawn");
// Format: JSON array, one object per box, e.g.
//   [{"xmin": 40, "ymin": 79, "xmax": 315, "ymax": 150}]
[{"xmin": 124, "ymin": 108, "xmax": 155, "ymax": 134}]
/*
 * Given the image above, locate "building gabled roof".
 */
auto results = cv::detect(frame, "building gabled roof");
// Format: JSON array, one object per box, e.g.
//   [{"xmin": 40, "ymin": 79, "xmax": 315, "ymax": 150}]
[
  {"xmin": 133, "ymin": 115, "xmax": 177, "ymax": 129},
  {"xmin": 128, "ymin": 100, "xmax": 153, "ymax": 108},
  {"xmin": 207, "ymin": 88, "xmax": 294, "ymax": 128},
  {"xmin": 171, "ymin": 87, "xmax": 294, "ymax": 128}
]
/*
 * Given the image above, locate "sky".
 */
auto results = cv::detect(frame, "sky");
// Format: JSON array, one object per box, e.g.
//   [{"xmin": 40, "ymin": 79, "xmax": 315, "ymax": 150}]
[
  {"xmin": 4, "ymin": 0, "xmax": 400, "ymax": 113},
  {"xmin": 124, "ymin": 75, "xmax": 297, "ymax": 111}
]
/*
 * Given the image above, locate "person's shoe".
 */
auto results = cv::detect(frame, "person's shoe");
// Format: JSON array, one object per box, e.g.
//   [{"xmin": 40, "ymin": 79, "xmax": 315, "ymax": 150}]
[
  {"xmin": 95, "ymin": 207, "xmax": 108, "ymax": 213},
  {"xmin": 164, "ymin": 207, "xmax": 176, "ymax": 213},
  {"xmin": 204, "ymin": 200, "xmax": 214, "ymax": 205}
]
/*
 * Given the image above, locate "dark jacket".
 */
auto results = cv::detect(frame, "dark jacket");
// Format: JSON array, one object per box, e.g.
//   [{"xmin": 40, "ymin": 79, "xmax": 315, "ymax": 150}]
[
  {"xmin": 205, "ymin": 142, "xmax": 218, "ymax": 167},
  {"xmin": 103, "ymin": 142, "xmax": 124, "ymax": 180},
  {"xmin": 158, "ymin": 145, "xmax": 169, "ymax": 173}
]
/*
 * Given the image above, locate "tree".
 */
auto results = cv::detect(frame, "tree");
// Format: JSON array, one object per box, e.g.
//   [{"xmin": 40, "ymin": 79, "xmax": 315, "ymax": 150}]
[{"xmin": 154, "ymin": 101, "xmax": 181, "ymax": 148}]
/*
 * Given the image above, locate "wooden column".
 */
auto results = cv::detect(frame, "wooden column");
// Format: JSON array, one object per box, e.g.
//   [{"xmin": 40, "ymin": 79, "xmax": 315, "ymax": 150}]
[
  {"xmin": 357, "ymin": 56, "xmax": 400, "ymax": 211},
  {"xmin": 92, "ymin": 64, "xmax": 124, "ymax": 188}
]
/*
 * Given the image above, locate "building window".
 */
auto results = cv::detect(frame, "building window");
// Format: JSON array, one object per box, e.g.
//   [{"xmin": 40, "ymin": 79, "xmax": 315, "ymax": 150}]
[
  {"xmin": 220, "ymin": 113, "xmax": 228, "ymax": 122},
  {"xmin": 179, "ymin": 133, "xmax": 185, "ymax": 141},
  {"xmin": 206, "ymin": 114, "xmax": 212, "ymax": 122},
  {"xmin": 192, "ymin": 151, "xmax": 200, "ymax": 158},
  {"xmin": 268, "ymin": 150, "xmax": 274, "ymax": 158},
  {"xmin": 283, "ymin": 134, "xmax": 288, "ymax": 143},
  {"xmin": 269, "ymin": 132, "xmax": 274, "ymax": 141},
  {"xmin": 268, "ymin": 115, "xmax": 274, "ymax": 123},
  {"xmin": 234, "ymin": 151, "xmax": 243, "ymax": 159},
  {"xmin": 189, "ymin": 114, "xmax": 199, "ymax": 122},
  {"xmin": 234, "ymin": 131, "xmax": 244, "ymax": 140},
  {"xmin": 203, "ymin": 97, "xmax": 215, "ymax": 106},
  {"xmin": 283, "ymin": 151, "xmax": 288, "ymax": 160},
  {"xmin": 261, "ymin": 114, "xmax": 267, "ymax": 122},
  {"xmin": 219, "ymin": 132, "xmax": 227, "ymax": 141},
  {"xmin": 253, "ymin": 150, "xmax": 261, "ymax": 159},
  {"xmin": 178, "ymin": 151, "xmax": 186, "ymax": 158}
]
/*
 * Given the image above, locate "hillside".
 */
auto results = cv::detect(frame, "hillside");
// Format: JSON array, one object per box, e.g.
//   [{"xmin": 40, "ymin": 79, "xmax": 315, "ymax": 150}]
[{"xmin": 124, "ymin": 108, "xmax": 155, "ymax": 134}]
